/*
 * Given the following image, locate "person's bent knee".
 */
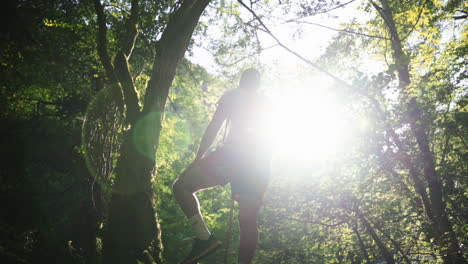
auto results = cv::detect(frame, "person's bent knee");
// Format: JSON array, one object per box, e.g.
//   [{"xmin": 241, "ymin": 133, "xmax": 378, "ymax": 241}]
[
  {"xmin": 173, "ymin": 174, "xmax": 199, "ymax": 194},
  {"xmin": 172, "ymin": 178, "xmax": 188, "ymax": 195}
]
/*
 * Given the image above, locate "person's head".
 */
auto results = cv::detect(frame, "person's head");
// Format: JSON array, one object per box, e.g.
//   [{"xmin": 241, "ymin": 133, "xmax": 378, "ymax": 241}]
[{"xmin": 239, "ymin": 68, "xmax": 261, "ymax": 90}]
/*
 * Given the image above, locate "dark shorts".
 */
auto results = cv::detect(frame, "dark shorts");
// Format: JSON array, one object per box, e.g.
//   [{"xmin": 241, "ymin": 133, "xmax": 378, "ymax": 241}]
[{"xmin": 198, "ymin": 145, "xmax": 271, "ymax": 200}]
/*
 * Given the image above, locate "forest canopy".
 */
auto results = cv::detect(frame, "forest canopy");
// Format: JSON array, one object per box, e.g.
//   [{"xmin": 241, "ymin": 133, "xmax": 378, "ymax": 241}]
[{"xmin": 0, "ymin": 0, "xmax": 467, "ymax": 263}]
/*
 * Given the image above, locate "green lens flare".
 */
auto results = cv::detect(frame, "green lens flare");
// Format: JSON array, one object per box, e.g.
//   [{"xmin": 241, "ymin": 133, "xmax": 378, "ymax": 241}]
[
  {"xmin": 132, "ymin": 112, "xmax": 192, "ymax": 160},
  {"xmin": 133, "ymin": 112, "xmax": 161, "ymax": 160}
]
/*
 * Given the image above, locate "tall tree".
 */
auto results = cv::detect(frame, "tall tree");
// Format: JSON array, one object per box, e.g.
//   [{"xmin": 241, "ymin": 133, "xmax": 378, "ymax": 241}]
[
  {"xmin": 370, "ymin": 1, "xmax": 465, "ymax": 262},
  {"xmin": 89, "ymin": 0, "xmax": 211, "ymax": 262}
]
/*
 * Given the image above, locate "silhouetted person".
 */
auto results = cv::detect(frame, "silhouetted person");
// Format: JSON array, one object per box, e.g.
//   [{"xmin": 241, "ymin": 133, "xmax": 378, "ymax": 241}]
[{"xmin": 173, "ymin": 68, "xmax": 272, "ymax": 264}]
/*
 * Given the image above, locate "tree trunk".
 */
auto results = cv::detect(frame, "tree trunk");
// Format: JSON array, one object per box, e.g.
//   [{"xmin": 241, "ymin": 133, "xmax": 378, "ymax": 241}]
[
  {"xmin": 103, "ymin": 132, "xmax": 160, "ymax": 264},
  {"xmin": 352, "ymin": 225, "xmax": 372, "ymax": 264},
  {"xmin": 100, "ymin": 0, "xmax": 211, "ymax": 263},
  {"xmin": 372, "ymin": 1, "xmax": 465, "ymax": 263},
  {"xmin": 355, "ymin": 208, "xmax": 395, "ymax": 264}
]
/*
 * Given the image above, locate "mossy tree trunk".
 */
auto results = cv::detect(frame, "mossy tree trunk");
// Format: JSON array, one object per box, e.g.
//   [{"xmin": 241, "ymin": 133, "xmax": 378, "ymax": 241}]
[{"xmin": 91, "ymin": 0, "xmax": 211, "ymax": 263}]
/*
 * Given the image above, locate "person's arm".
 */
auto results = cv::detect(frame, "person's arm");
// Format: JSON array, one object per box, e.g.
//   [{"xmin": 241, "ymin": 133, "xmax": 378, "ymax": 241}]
[{"xmin": 195, "ymin": 95, "xmax": 229, "ymax": 160}]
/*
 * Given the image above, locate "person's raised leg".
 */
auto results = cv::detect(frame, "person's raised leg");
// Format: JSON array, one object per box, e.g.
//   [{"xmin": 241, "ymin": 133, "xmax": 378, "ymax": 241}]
[
  {"xmin": 173, "ymin": 162, "xmax": 221, "ymax": 239},
  {"xmin": 237, "ymin": 195, "xmax": 263, "ymax": 264},
  {"xmin": 173, "ymin": 162, "xmax": 224, "ymax": 263},
  {"xmin": 172, "ymin": 164, "xmax": 203, "ymax": 217}
]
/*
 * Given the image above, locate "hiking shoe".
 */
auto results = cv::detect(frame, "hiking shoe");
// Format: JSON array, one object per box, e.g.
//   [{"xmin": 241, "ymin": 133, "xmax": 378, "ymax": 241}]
[{"xmin": 180, "ymin": 235, "xmax": 222, "ymax": 264}]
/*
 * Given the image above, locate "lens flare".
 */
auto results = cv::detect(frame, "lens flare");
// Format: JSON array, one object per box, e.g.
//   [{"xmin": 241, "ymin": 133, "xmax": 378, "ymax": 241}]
[
  {"xmin": 133, "ymin": 112, "xmax": 192, "ymax": 160},
  {"xmin": 264, "ymin": 75, "xmax": 349, "ymax": 165},
  {"xmin": 133, "ymin": 112, "xmax": 162, "ymax": 160}
]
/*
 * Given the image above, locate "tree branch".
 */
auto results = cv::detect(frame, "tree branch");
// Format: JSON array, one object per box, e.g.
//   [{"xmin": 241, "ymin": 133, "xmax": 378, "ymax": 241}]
[
  {"xmin": 291, "ymin": 20, "xmax": 390, "ymax": 40},
  {"xmin": 453, "ymin": 14, "xmax": 467, "ymax": 19},
  {"xmin": 113, "ymin": 53, "xmax": 141, "ymax": 124},
  {"xmin": 369, "ymin": 218, "xmax": 412, "ymax": 264},
  {"xmin": 237, "ymin": 0, "xmax": 352, "ymax": 89},
  {"xmin": 401, "ymin": 0, "xmax": 427, "ymax": 41},
  {"xmin": 319, "ymin": 0, "xmax": 356, "ymax": 15},
  {"xmin": 294, "ymin": 0, "xmax": 357, "ymax": 18},
  {"xmin": 374, "ymin": 0, "xmax": 410, "ymax": 86},
  {"xmin": 143, "ymin": 0, "xmax": 210, "ymax": 115},
  {"xmin": 92, "ymin": 0, "xmax": 118, "ymax": 84},
  {"xmin": 453, "ymin": 10, "xmax": 467, "ymax": 19},
  {"xmin": 440, "ymin": 95, "xmax": 453, "ymax": 164},
  {"xmin": 351, "ymin": 225, "xmax": 372, "ymax": 264},
  {"xmin": 91, "ymin": 0, "xmax": 126, "ymax": 113},
  {"xmin": 122, "ymin": 0, "xmax": 140, "ymax": 57},
  {"xmin": 368, "ymin": 95, "xmax": 435, "ymax": 224},
  {"xmin": 354, "ymin": 207, "xmax": 395, "ymax": 264},
  {"xmin": 113, "ymin": 0, "xmax": 141, "ymax": 124}
]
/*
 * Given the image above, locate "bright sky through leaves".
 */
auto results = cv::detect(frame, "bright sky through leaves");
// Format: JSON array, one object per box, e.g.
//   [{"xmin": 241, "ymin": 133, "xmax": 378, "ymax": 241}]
[
  {"xmin": 267, "ymin": 75, "xmax": 352, "ymax": 164},
  {"xmin": 190, "ymin": 1, "xmax": 365, "ymax": 163}
]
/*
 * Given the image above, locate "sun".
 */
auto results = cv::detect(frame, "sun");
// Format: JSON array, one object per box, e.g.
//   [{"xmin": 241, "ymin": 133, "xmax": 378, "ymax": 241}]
[{"xmin": 265, "ymin": 74, "xmax": 348, "ymax": 164}]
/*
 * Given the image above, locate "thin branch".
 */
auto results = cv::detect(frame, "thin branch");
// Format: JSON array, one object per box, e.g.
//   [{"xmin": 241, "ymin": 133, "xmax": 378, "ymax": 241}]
[
  {"xmin": 262, "ymin": 43, "xmax": 280, "ymax": 50},
  {"xmin": 215, "ymin": 43, "xmax": 277, "ymax": 68},
  {"xmin": 354, "ymin": 207, "xmax": 396, "ymax": 264},
  {"xmin": 91, "ymin": 0, "xmax": 125, "ymax": 112},
  {"xmin": 167, "ymin": 96, "xmax": 183, "ymax": 119},
  {"xmin": 237, "ymin": 0, "xmax": 353, "ymax": 89},
  {"xmin": 218, "ymin": 53, "xmax": 254, "ymax": 67},
  {"xmin": 457, "ymin": 134, "xmax": 468, "ymax": 150},
  {"xmin": 401, "ymin": 0, "xmax": 427, "ymax": 41},
  {"xmin": 370, "ymin": 0, "xmax": 384, "ymax": 12},
  {"xmin": 293, "ymin": 0, "xmax": 357, "ymax": 19},
  {"xmin": 440, "ymin": 95, "xmax": 453, "ymax": 164},
  {"xmin": 235, "ymin": 15, "xmax": 269, "ymax": 34},
  {"xmin": 319, "ymin": 0, "xmax": 357, "ymax": 15},
  {"xmin": 351, "ymin": 225, "xmax": 372, "ymax": 264},
  {"xmin": 370, "ymin": 0, "xmax": 389, "ymax": 32},
  {"xmin": 453, "ymin": 14, "xmax": 468, "ymax": 19},
  {"xmin": 92, "ymin": 0, "xmax": 118, "ymax": 84},
  {"xmin": 113, "ymin": 53, "xmax": 141, "ymax": 124},
  {"xmin": 292, "ymin": 20, "xmax": 390, "ymax": 40},
  {"xmin": 113, "ymin": 0, "xmax": 141, "ymax": 124},
  {"xmin": 122, "ymin": 0, "xmax": 140, "ymax": 57},
  {"xmin": 368, "ymin": 217, "xmax": 412, "ymax": 264},
  {"xmin": 453, "ymin": 10, "xmax": 467, "ymax": 20}
]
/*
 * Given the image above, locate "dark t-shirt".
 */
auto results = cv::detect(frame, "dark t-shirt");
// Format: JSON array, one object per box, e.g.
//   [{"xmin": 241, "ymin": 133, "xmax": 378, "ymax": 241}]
[
  {"xmin": 213, "ymin": 89, "xmax": 273, "ymax": 196},
  {"xmin": 216, "ymin": 89, "xmax": 273, "ymax": 151}
]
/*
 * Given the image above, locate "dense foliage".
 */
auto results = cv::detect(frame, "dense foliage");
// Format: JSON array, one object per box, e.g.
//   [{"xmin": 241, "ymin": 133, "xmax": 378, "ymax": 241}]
[{"xmin": 0, "ymin": 0, "xmax": 466, "ymax": 263}]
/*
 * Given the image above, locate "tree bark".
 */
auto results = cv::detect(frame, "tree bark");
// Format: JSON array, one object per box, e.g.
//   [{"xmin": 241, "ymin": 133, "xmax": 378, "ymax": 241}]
[
  {"xmin": 369, "ymin": 95, "xmax": 435, "ymax": 225},
  {"xmin": 352, "ymin": 225, "xmax": 372, "ymax": 264},
  {"xmin": 354, "ymin": 207, "xmax": 395, "ymax": 264},
  {"xmin": 96, "ymin": 0, "xmax": 211, "ymax": 263}
]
